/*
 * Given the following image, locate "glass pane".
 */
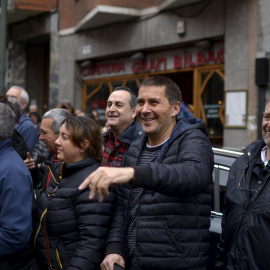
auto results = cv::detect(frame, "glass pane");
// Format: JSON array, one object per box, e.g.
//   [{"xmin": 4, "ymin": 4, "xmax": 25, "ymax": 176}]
[
  {"xmin": 111, "ymin": 81, "xmax": 124, "ymax": 89},
  {"xmin": 125, "ymin": 80, "xmax": 141, "ymax": 96},
  {"xmin": 86, "ymin": 83, "xmax": 111, "ymax": 126},
  {"xmin": 201, "ymin": 71, "xmax": 224, "ymax": 147}
]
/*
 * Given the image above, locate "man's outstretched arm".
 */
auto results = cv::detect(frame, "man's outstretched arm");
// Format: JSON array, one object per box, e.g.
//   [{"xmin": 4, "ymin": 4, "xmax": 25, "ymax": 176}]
[{"xmin": 79, "ymin": 167, "xmax": 134, "ymax": 202}]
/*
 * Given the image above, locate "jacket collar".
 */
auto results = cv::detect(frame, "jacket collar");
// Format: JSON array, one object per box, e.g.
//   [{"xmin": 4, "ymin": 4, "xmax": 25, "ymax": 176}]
[
  {"xmin": 61, "ymin": 158, "xmax": 99, "ymax": 179},
  {"xmin": 103, "ymin": 120, "xmax": 143, "ymax": 145},
  {"xmin": 0, "ymin": 137, "xmax": 13, "ymax": 152}
]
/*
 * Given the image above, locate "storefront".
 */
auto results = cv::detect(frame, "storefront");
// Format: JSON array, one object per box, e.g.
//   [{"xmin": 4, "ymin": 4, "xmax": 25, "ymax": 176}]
[{"xmin": 81, "ymin": 41, "xmax": 224, "ymax": 146}]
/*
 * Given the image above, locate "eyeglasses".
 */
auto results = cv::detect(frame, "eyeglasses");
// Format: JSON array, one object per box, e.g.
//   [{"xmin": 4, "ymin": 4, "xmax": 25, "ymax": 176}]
[{"xmin": 237, "ymin": 164, "xmax": 270, "ymax": 193}]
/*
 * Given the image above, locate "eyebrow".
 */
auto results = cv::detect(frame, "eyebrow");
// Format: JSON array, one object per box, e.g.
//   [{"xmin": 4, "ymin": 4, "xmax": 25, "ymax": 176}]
[
  {"xmin": 108, "ymin": 100, "xmax": 124, "ymax": 105},
  {"xmin": 137, "ymin": 98, "xmax": 160, "ymax": 102}
]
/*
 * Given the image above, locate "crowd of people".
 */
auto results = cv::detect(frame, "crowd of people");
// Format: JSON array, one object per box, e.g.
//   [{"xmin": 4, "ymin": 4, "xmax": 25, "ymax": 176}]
[{"xmin": 0, "ymin": 76, "xmax": 269, "ymax": 270}]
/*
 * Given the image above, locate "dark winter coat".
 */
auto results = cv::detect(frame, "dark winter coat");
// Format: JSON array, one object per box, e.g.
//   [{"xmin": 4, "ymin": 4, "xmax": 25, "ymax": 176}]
[
  {"xmin": 0, "ymin": 138, "xmax": 35, "ymax": 269},
  {"xmin": 33, "ymin": 158, "xmax": 115, "ymax": 270},
  {"xmin": 32, "ymin": 140, "xmax": 49, "ymax": 164},
  {"xmin": 107, "ymin": 118, "xmax": 214, "ymax": 270},
  {"xmin": 12, "ymin": 129, "xmax": 30, "ymax": 159},
  {"xmin": 15, "ymin": 112, "xmax": 38, "ymax": 152},
  {"xmin": 217, "ymin": 139, "xmax": 270, "ymax": 270}
]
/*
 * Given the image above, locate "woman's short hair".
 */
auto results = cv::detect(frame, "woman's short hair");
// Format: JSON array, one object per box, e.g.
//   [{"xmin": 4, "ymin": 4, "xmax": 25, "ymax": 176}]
[{"xmin": 64, "ymin": 115, "xmax": 104, "ymax": 162}]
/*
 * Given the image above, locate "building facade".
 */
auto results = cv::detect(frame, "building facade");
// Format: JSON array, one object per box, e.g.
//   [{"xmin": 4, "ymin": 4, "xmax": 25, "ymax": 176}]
[{"xmin": 3, "ymin": 0, "xmax": 270, "ymax": 148}]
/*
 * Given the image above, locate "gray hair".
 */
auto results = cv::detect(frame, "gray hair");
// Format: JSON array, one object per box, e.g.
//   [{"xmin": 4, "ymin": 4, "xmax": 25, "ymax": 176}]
[
  {"xmin": 0, "ymin": 103, "xmax": 16, "ymax": 142},
  {"xmin": 8, "ymin": 85, "xmax": 29, "ymax": 105},
  {"xmin": 7, "ymin": 96, "xmax": 22, "ymax": 122},
  {"xmin": 43, "ymin": 108, "xmax": 70, "ymax": 134}
]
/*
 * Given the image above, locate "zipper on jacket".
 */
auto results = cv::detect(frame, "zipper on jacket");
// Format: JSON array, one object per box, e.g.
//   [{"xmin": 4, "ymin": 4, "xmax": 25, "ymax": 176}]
[
  {"xmin": 56, "ymin": 248, "xmax": 63, "ymax": 269},
  {"xmin": 124, "ymin": 189, "xmax": 133, "ymax": 261},
  {"xmin": 34, "ymin": 209, "xmax": 47, "ymax": 249},
  {"xmin": 48, "ymin": 165, "xmax": 60, "ymax": 185}
]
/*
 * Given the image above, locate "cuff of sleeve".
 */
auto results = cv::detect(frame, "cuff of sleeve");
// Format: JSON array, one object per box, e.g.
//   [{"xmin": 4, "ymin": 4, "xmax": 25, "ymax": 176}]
[
  {"xmin": 106, "ymin": 242, "xmax": 124, "ymax": 258},
  {"xmin": 132, "ymin": 166, "xmax": 152, "ymax": 187}
]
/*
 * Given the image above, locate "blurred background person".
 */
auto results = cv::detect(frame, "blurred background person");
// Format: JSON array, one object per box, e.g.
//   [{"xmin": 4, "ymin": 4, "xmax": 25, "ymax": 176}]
[
  {"xmin": 33, "ymin": 115, "xmax": 115, "ymax": 270},
  {"xmin": 177, "ymin": 100, "xmax": 194, "ymax": 119},
  {"xmin": 55, "ymin": 102, "xmax": 75, "ymax": 114},
  {"xmin": 27, "ymin": 104, "xmax": 38, "ymax": 117},
  {"xmin": 6, "ymin": 86, "xmax": 38, "ymax": 153},
  {"xmin": 29, "ymin": 111, "xmax": 42, "ymax": 135}
]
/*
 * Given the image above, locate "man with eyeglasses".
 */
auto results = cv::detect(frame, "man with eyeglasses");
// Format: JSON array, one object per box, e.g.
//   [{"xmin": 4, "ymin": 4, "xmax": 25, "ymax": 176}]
[{"xmin": 216, "ymin": 99, "xmax": 270, "ymax": 269}]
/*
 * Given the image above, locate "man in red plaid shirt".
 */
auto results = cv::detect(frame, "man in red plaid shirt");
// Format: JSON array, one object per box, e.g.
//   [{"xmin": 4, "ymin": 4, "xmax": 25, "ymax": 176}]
[{"xmin": 101, "ymin": 86, "xmax": 143, "ymax": 167}]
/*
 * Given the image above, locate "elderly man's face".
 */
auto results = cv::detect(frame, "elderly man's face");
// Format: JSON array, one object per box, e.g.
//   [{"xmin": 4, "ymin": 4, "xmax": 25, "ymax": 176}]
[
  {"xmin": 6, "ymin": 87, "xmax": 27, "ymax": 112},
  {"xmin": 6, "ymin": 88, "xmax": 22, "ymax": 102},
  {"xmin": 39, "ymin": 118, "xmax": 58, "ymax": 154}
]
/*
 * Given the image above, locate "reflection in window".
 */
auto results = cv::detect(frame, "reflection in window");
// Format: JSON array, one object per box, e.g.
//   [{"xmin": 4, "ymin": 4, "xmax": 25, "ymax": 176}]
[
  {"xmin": 125, "ymin": 80, "xmax": 142, "ymax": 96},
  {"xmin": 86, "ymin": 83, "xmax": 110, "ymax": 126},
  {"xmin": 201, "ymin": 71, "xmax": 224, "ymax": 146}
]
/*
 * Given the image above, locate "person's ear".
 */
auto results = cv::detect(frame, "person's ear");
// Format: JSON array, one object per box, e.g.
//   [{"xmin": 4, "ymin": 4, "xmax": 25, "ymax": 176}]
[
  {"xmin": 81, "ymin": 140, "xmax": 90, "ymax": 150},
  {"xmin": 171, "ymin": 101, "xmax": 181, "ymax": 117},
  {"xmin": 131, "ymin": 107, "xmax": 137, "ymax": 119},
  {"xmin": 21, "ymin": 101, "xmax": 27, "ymax": 111}
]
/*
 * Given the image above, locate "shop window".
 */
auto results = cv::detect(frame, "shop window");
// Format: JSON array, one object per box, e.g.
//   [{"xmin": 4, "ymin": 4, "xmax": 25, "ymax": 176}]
[
  {"xmin": 201, "ymin": 72, "xmax": 224, "ymax": 146},
  {"xmin": 194, "ymin": 66, "xmax": 225, "ymax": 147},
  {"xmin": 85, "ymin": 83, "xmax": 110, "ymax": 125}
]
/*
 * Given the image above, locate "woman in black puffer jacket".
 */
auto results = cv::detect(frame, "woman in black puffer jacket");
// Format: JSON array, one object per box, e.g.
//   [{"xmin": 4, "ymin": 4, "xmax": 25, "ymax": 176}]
[{"xmin": 33, "ymin": 115, "xmax": 115, "ymax": 270}]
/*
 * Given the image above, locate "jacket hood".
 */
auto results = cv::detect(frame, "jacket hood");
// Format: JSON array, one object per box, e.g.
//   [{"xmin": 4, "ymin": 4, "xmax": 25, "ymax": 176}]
[
  {"xmin": 135, "ymin": 117, "xmax": 208, "ymax": 163},
  {"xmin": 169, "ymin": 117, "xmax": 208, "ymax": 143}
]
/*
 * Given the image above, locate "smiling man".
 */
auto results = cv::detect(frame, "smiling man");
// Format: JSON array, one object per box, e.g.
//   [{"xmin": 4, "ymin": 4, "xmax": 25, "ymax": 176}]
[
  {"xmin": 79, "ymin": 76, "xmax": 214, "ymax": 270},
  {"xmin": 101, "ymin": 86, "xmax": 143, "ymax": 167},
  {"xmin": 215, "ymin": 99, "xmax": 270, "ymax": 269}
]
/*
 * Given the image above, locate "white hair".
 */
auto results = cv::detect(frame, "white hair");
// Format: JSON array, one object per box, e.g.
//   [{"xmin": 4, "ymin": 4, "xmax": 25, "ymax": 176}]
[{"xmin": 8, "ymin": 85, "xmax": 29, "ymax": 105}]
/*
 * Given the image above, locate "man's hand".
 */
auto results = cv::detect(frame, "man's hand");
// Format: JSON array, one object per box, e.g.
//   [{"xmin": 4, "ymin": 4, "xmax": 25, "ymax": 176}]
[
  {"xmin": 24, "ymin": 152, "xmax": 36, "ymax": 170},
  {"xmin": 100, "ymin": 254, "xmax": 125, "ymax": 270},
  {"xmin": 78, "ymin": 167, "xmax": 134, "ymax": 202}
]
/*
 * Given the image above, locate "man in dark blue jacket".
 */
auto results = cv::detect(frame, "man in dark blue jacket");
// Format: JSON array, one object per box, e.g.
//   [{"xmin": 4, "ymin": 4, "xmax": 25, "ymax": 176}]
[
  {"xmin": 6, "ymin": 86, "xmax": 38, "ymax": 153},
  {"xmin": 80, "ymin": 76, "xmax": 214, "ymax": 270},
  {"xmin": 0, "ymin": 103, "xmax": 34, "ymax": 269}
]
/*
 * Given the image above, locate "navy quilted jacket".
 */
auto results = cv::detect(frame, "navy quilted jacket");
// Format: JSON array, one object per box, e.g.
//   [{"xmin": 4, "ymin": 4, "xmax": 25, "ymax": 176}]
[{"xmin": 107, "ymin": 118, "xmax": 214, "ymax": 270}]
